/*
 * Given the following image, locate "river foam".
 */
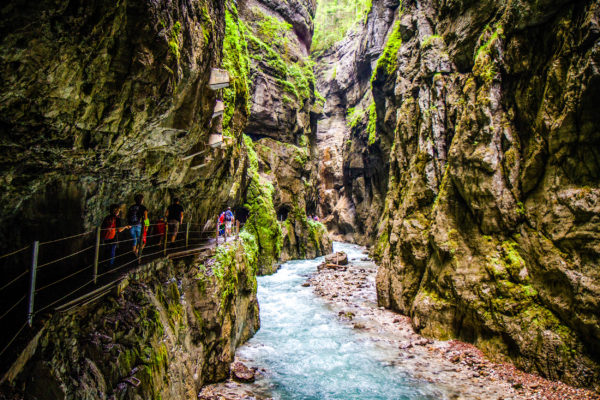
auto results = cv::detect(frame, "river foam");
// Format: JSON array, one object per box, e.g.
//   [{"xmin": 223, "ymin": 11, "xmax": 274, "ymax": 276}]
[{"xmin": 236, "ymin": 242, "xmax": 447, "ymax": 399}]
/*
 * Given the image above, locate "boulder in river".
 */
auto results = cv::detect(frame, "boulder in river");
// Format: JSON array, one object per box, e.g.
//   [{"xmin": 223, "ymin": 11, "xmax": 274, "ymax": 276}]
[
  {"xmin": 325, "ymin": 251, "xmax": 348, "ymax": 265},
  {"xmin": 231, "ymin": 361, "xmax": 255, "ymax": 383}
]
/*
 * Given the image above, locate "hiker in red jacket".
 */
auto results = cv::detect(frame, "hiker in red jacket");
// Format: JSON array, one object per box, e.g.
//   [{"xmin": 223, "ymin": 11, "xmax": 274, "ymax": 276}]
[{"xmin": 101, "ymin": 204, "xmax": 131, "ymax": 266}]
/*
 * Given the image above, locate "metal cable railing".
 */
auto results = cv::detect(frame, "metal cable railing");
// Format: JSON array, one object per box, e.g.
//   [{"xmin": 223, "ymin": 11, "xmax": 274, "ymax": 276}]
[
  {"xmin": 0, "ymin": 216, "xmax": 245, "ymax": 369},
  {"xmin": 0, "ymin": 218, "xmax": 243, "ymax": 353}
]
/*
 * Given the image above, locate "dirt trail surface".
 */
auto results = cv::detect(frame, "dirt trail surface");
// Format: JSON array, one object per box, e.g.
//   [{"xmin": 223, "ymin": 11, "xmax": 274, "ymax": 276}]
[{"xmin": 199, "ymin": 248, "xmax": 600, "ymax": 400}]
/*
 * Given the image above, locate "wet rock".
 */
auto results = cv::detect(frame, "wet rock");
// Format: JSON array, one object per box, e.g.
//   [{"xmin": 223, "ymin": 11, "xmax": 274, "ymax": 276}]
[
  {"xmin": 325, "ymin": 251, "xmax": 348, "ymax": 265},
  {"xmin": 231, "ymin": 362, "xmax": 256, "ymax": 383}
]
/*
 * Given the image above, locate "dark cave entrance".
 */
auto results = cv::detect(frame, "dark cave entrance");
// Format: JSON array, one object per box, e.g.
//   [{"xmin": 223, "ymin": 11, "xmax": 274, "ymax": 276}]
[
  {"xmin": 234, "ymin": 206, "xmax": 250, "ymax": 224},
  {"xmin": 277, "ymin": 205, "xmax": 291, "ymax": 222}
]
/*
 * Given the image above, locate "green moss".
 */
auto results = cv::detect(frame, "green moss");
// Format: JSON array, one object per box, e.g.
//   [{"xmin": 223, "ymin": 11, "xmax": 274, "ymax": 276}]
[
  {"xmin": 367, "ymin": 102, "xmax": 377, "ymax": 145},
  {"xmin": 473, "ymin": 24, "xmax": 504, "ymax": 85},
  {"xmin": 243, "ymin": 135, "xmax": 284, "ymax": 269},
  {"xmin": 315, "ymin": 89, "xmax": 326, "ymax": 105},
  {"xmin": 421, "ymin": 34, "xmax": 443, "ymax": 49},
  {"xmin": 372, "ymin": 13, "xmax": 403, "ymax": 81},
  {"xmin": 501, "ymin": 240, "xmax": 526, "ymax": 277},
  {"xmin": 516, "ymin": 201, "xmax": 525, "ymax": 217},
  {"xmin": 372, "ymin": 222, "xmax": 389, "ymax": 261},
  {"xmin": 168, "ymin": 21, "xmax": 182, "ymax": 59},
  {"xmin": 346, "ymin": 106, "xmax": 365, "ymax": 129},
  {"xmin": 312, "ymin": 0, "xmax": 373, "ymax": 52},
  {"xmin": 213, "ymin": 245, "xmax": 240, "ymax": 306},
  {"xmin": 223, "ymin": 3, "xmax": 251, "ymax": 135},
  {"xmin": 242, "ymin": 7, "xmax": 319, "ymax": 107},
  {"xmin": 307, "ymin": 218, "xmax": 327, "ymax": 251},
  {"xmin": 254, "ymin": 10, "xmax": 292, "ymax": 48}
]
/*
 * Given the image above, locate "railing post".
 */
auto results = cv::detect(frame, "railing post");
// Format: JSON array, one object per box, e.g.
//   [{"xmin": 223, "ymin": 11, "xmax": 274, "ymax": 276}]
[
  {"xmin": 185, "ymin": 222, "xmax": 190, "ymax": 248},
  {"xmin": 225, "ymin": 221, "xmax": 228, "ymax": 243},
  {"xmin": 93, "ymin": 226, "xmax": 101, "ymax": 284},
  {"xmin": 236, "ymin": 220, "xmax": 240, "ymax": 240},
  {"xmin": 27, "ymin": 241, "xmax": 39, "ymax": 327},
  {"xmin": 164, "ymin": 225, "xmax": 169, "ymax": 256}
]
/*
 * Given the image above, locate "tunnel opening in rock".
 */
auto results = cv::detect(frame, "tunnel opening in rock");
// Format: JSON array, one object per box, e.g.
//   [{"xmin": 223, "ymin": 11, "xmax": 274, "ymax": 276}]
[
  {"xmin": 277, "ymin": 205, "xmax": 291, "ymax": 222},
  {"xmin": 234, "ymin": 206, "xmax": 250, "ymax": 224}
]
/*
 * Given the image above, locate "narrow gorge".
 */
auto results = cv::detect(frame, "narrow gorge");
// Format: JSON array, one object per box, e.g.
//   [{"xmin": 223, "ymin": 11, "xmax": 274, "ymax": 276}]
[{"xmin": 0, "ymin": 0, "xmax": 599, "ymax": 398}]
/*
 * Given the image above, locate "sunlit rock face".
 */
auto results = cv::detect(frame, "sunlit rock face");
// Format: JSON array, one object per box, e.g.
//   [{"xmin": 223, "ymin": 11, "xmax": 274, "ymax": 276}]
[
  {"xmin": 363, "ymin": 0, "xmax": 600, "ymax": 390},
  {"xmin": 314, "ymin": 0, "xmax": 399, "ymax": 244},
  {"xmin": 239, "ymin": 0, "xmax": 332, "ymax": 264}
]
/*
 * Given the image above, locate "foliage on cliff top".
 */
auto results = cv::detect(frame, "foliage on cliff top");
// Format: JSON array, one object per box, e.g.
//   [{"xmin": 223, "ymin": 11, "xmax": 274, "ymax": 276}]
[
  {"xmin": 242, "ymin": 135, "xmax": 283, "ymax": 270},
  {"xmin": 312, "ymin": 0, "xmax": 373, "ymax": 53}
]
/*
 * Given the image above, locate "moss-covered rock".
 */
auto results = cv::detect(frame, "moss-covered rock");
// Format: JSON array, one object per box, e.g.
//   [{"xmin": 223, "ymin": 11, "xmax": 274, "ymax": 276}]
[{"xmin": 1, "ymin": 252, "xmax": 259, "ymax": 399}]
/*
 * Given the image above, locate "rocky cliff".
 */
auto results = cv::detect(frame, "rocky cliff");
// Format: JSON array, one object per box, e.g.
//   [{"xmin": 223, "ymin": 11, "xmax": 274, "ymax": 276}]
[
  {"xmin": 0, "ymin": 0, "xmax": 330, "ymax": 273},
  {"xmin": 315, "ymin": 0, "xmax": 600, "ymax": 390},
  {"xmin": 1, "ymin": 241, "xmax": 259, "ymax": 399},
  {"xmin": 0, "ymin": 0, "xmax": 330, "ymax": 396},
  {"xmin": 0, "ymin": 0, "xmax": 237, "ymax": 251},
  {"xmin": 237, "ymin": 0, "xmax": 332, "ymax": 267},
  {"xmin": 314, "ymin": 0, "xmax": 398, "ymax": 244}
]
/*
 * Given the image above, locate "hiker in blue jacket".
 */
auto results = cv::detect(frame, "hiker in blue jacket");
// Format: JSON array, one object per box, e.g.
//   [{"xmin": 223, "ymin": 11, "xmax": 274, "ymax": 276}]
[
  {"xmin": 126, "ymin": 194, "xmax": 148, "ymax": 256},
  {"xmin": 224, "ymin": 207, "xmax": 235, "ymax": 237}
]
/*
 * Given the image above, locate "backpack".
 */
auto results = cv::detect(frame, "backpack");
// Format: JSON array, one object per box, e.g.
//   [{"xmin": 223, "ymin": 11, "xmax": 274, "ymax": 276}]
[
  {"xmin": 225, "ymin": 211, "xmax": 233, "ymax": 222},
  {"xmin": 102, "ymin": 216, "xmax": 117, "ymax": 240},
  {"xmin": 127, "ymin": 205, "xmax": 141, "ymax": 225}
]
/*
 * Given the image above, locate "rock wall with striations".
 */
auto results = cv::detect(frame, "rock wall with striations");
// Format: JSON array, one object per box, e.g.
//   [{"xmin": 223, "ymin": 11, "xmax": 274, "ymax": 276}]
[
  {"xmin": 237, "ymin": 0, "xmax": 332, "ymax": 268},
  {"xmin": 0, "ymin": 0, "xmax": 247, "ymax": 253},
  {"xmin": 314, "ymin": 0, "xmax": 399, "ymax": 244},
  {"xmin": 366, "ymin": 0, "xmax": 600, "ymax": 390}
]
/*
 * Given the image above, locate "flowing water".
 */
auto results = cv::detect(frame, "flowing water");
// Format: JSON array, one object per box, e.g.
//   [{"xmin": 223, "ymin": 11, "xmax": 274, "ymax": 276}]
[{"xmin": 236, "ymin": 242, "xmax": 450, "ymax": 399}]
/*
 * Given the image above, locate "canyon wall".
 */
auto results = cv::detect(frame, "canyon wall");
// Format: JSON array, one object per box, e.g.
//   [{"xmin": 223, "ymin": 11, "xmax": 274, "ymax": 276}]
[
  {"xmin": 0, "ymin": 0, "xmax": 238, "ymax": 252},
  {"xmin": 0, "ymin": 0, "xmax": 330, "ymax": 396},
  {"xmin": 314, "ymin": 0, "xmax": 398, "ymax": 244},
  {"xmin": 238, "ymin": 0, "xmax": 332, "ymax": 267},
  {"xmin": 372, "ymin": 0, "xmax": 600, "ymax": 389},
  {"xmin": 315, "ymin": 0, "xmax": 600, "ymax": 390},
  {"xmin": 0, "ymin": 0, "xmax": 330, "ymax": 273}
]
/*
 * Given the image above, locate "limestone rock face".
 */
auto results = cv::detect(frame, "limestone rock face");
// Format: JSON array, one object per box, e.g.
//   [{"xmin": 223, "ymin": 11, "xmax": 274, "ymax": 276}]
[
  {"xmin": 0, "ymin": 0, "xmax": 240, "ymax": 253},
  {"xmin": 239, "ymin": 0, "xmax": 332, "ymax": 265},
  {"xmin": 362, "ymin": 0, "xmax": 600, "ymax": 390},
  {"xmin": 1, "ymin": 243, "xmax": 260, "ymax": 399},
  {"xmin": 314, "ymin": 0, "xmax": 399, "ymax": 244}
]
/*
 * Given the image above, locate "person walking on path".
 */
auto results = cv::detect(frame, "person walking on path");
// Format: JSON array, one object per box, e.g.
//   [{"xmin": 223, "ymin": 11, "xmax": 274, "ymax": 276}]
[
  {"xmin": 141, "ymin": 215, "xmax": 150, "ymax": 253},
  {"xmin": 218, "ymin": 212, "xmax": 225, "ymax": 241},
  {"xmin": 127, "ymin": 194, "xmax": 148, "ymax": 257},
  {"xmin": 166, "ymin": 198, "xmax": 184, "ymax": 244},
  {"xmin": 101, "ymin": 204, "xmax": 130, "ymax": 266},
  {"xmin": 156, "ymin": 216, "xmax": 166, "ymax": 246},
  {"xmin": 224, "ymin": 207, "xmax": 235, "ymax": 237}
]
